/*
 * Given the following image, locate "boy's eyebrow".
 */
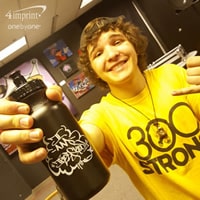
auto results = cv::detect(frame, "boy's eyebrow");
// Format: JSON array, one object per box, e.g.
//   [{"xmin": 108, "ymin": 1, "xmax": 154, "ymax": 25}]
[{"xmin": 110, "ymin": 33, "xmax": 124, "ymax": 37}]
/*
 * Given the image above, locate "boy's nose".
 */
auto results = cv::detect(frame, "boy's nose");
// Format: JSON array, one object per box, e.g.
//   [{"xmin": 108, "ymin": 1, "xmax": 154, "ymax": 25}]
[{"xmin": 106, "ymin": 46, "xmax": 120, "ymax": 61}]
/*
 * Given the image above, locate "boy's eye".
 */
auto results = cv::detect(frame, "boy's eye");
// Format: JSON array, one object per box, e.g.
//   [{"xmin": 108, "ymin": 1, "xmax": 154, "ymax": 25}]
[
  {"xmin": 94, "ymin": 51, "xmax": 102, "ymax": 58},
  {"xmin": 114, "ymin": 39, "xmax": 122, "ymax": 45}
]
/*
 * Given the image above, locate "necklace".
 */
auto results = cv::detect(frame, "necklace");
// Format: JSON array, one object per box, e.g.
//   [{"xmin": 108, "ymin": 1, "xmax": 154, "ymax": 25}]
[{"xmin": 110, "ymin": 76, "xmax": 170, "ymax": 146}]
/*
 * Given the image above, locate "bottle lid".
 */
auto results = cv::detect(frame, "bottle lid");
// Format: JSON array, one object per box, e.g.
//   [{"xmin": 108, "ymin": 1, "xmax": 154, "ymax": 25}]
[{"xmin": 9, "ymin": 71, "xmax": 46, "ymax": 101}]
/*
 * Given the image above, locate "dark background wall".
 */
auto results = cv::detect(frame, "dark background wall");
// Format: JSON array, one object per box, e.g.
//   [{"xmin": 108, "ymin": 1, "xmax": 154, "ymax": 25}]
[
  {"xmin": 0, "ymin": 0, "xmax": 200, "ymax": 199},
  {"xmin": 136, "ymin": 0, "xmax": 200, "ymax": 53}
]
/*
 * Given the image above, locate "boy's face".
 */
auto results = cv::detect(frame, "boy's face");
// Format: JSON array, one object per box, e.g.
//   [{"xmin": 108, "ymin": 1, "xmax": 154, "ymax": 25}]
[{"xmin": 87, "ymin": 30, "xmax": 139, "ymax": 88}]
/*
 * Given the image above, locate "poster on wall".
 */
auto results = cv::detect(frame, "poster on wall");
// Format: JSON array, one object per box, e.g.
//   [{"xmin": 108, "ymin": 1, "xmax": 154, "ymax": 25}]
[
  {"xmin": 43, "ymin": 39, "xmax": 73, "ymax": 67},
  {"xmin": 67, "ymin": 72, "xmax": 95, "ymax": 99},
  {"xmin": 59, "ymin": 59, "xmax": 78, "ymax": 78}
]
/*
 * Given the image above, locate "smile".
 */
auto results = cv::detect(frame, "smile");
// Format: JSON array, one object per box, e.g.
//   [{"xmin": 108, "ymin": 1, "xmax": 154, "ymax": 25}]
[{"xmin": 108, "ymin": 60, "xmax": 127, "ymax": 72}]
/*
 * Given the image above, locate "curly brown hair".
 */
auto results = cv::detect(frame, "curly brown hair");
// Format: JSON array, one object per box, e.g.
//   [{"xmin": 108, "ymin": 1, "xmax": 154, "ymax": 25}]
[{"xmin": 78, "ymin": 16, "xmax": 148, "ymax": 89}]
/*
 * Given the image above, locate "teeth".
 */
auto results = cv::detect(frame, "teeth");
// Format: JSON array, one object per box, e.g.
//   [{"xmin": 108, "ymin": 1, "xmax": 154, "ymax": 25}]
[
  {"xmin": 108, "ymin": 61, "xmax": 126, "ymax": 72},
  {"xmin": 112, "ymin": 65, "xmax": 122, "ymax": 71}
]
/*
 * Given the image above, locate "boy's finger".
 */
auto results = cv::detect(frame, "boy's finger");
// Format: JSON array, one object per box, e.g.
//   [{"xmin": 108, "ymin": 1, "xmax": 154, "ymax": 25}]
[
  {"xmin": 45, "ymin": 85, "xmax": 62, "ymax": 101},
  {"xmin": 0, "ymin": 129, "xmax": 43, "ymax": 144},
  {"xmin": 172, "ymin": 85, "xmax": 200, "ymax": 96},
  {"xmin": 17, "ymin": 146, "xmax": 47, "ymax": 164},
  {"xmin": 186, "ymin": 56, "xmax": 200, "ymax": 68}
]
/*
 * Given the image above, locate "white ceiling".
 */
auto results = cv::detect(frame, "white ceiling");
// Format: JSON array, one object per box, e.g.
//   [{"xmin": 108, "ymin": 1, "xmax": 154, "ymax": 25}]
[{"xmin": 0, "ymin": 0, "xmax": 101, "ymax": 67}]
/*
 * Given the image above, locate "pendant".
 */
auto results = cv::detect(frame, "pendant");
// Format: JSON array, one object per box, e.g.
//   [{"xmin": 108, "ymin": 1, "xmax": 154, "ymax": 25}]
[{"xmin": 154, "ymin": 122, "xmax": 170, "ymax": 146}]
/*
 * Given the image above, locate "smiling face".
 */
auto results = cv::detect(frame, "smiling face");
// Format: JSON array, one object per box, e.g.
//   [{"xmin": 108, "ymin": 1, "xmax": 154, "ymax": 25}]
[
  {"xmin": 87, "ymin": 30, "xmax": 140, "ymax": 89},
  {"xmin": 78, "ymin": 16, "xmax": 148, "ymax": 90}
]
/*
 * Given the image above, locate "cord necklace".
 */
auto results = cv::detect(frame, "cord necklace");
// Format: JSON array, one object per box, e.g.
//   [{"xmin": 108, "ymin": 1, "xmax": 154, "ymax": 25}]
[{"xmin": 110, "ymin": 76, "xmax": 170, "ymax": 146}]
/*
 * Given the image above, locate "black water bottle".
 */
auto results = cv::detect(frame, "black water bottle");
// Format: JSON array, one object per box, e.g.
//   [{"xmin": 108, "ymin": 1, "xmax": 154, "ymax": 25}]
[{"xmin": 9, "ymin": 71, "xmax": 110, "ymax": 200}]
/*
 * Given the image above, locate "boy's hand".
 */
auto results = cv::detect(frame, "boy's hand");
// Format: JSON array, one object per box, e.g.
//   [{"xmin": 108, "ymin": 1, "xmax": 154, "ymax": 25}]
[
  {"xmin": 0, "ymin": 85, "xmax": 62, "ymax": 164},
  {"xmin": 172, "ymin": 56, "xmax": 200, "ymax": 96}
]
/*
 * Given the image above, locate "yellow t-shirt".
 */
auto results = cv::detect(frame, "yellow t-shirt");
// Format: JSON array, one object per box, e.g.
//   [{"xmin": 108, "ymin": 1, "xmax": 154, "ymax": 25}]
[{"xmin": 79, "ymin": 64, "xmax": 200, "ymax": 200}]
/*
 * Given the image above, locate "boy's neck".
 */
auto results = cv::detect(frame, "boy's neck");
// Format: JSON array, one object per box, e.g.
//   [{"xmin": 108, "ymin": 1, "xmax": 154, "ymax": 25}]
[{"xmin": 109, "ymin": 73, "xmax": 146, "ymax": 99}]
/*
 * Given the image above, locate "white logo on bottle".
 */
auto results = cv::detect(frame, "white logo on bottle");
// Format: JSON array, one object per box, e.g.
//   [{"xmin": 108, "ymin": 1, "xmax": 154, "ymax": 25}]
[{"xmin": 43, "ymin": 125, "xmax": 94, "ymax": 176}]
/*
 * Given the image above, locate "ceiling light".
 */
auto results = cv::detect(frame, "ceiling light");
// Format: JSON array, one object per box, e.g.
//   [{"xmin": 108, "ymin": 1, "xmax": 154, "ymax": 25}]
[
  {"xmin": 80, "ymin": 0, "xmax": 93, "ymax": 8},
  {"xmin": 0, "ymin": 36, "xmax": 27, "ymax": 61}
]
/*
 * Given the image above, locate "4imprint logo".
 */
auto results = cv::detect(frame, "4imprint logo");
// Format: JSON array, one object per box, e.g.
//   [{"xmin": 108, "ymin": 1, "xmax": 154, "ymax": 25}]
[{"xmin": 5, "ymin": 5, "xmax": 47, "ymax": 21}]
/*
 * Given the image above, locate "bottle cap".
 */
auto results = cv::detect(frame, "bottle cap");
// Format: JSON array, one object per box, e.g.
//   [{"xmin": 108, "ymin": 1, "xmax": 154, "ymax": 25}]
[{"xmin": 9, "ymin": 71, "xmax": 46, "ymax": 101}]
